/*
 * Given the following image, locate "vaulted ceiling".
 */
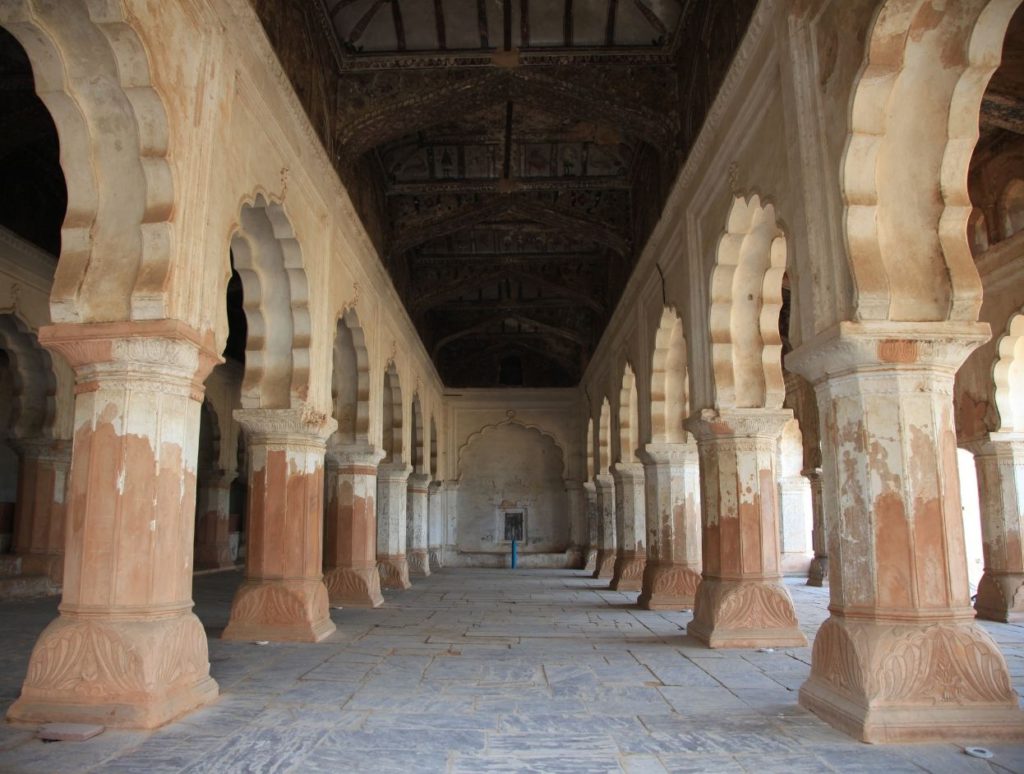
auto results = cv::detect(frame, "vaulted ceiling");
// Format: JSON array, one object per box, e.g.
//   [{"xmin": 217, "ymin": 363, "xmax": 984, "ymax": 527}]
[{"xmin": 250, "ymin": 0, "xmax": 759, "ymax": 386}]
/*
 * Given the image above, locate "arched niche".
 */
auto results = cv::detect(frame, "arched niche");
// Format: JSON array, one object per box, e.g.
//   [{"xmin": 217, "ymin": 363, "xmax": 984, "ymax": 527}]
[
  {"xmin": 842, "ymin": 0, "xmax": 1020, "ymax": 322},
  {"xmin": 709, "ymin": 195, "xmax": 787, "ymax": 410},
  {"xmin": 586, "ymin": 417, "xmax": 595, "ymax": 481},
  {"xmin": 994, "ymin": 311, "xmax": 1024, "ymax": 432},
  {"xmin": 598, "ymin": 398, "xmax": 612, "ymax": 474},
  {"xmin": 410, "ymin": 393, "xmax": 425, "ymax": 474},
  {"xmin": 231, "ymin": 194, "xmax": 311, "ymax": 410},
  {"xmin": 651, "ymin": 308, "xmax": 689, "ymax": 444},
  {"xmin": 332, "ymin": 308, "xmax": 370, "ymax": 445},
  {"xmin": 381, "ymin": 363, "xmax": 404, "ymax": 464},
  {"xmin": 617, "ymin": 363, "xmax": 639, "ymax": 463},
  {"xmin": 429, "ymin": 415, "xmax": 438, "ymax": 480}
]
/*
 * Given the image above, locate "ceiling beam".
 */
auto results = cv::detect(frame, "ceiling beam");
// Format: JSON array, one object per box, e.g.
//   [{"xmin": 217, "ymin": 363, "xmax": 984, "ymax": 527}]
[
  {"xmin": 410, "ymin": 266, "xmax": 604, "ymax": 313},
  {"xmin": 981, "ymin": 91, "xmax": 1024, "ymax": 135},
  {"xmin": 412, "ymin": 251, "xmax": 606, "ymax": 265},
  {"xmin": 432, "ymin": 313, "xmax": 588, "ymax": 357},
  {"xmin": 386, "ymin": 176, "xmax": 632, "ymax": 195}
]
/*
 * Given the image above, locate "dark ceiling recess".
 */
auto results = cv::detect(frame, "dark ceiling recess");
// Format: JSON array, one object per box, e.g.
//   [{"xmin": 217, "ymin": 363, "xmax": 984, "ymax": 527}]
[{"xmin": 250, "ymin": 0, "xmax": 758, "ymax": 387}]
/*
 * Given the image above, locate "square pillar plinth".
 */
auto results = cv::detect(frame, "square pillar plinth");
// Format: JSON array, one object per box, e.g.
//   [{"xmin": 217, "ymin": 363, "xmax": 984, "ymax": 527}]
[
  {"xmin": 377, "ymin": 463, "xmax": 412, "ymax": 590},
  {"xmin": 223, "ymin": 408, "xmax": 337, "ymax": 643},
  {"xmin": 323, "ymin": 445, "xmax": 385, "ymax": 609},
  {"xmin": 610, "ymin": 463, "xmax": 646, "ymax": 591},
  {"xmin": 8, "ymin": 321, "xmax": 220, "ymax": 729},
  {"xmin": 788, "ymin": 322, "xmax": 1024, "ymax": 743},
  {"xmin": 686, "ymin": 409, "xmax": 806, "ymax": 649},
  {"xmin": 638, "ymin": 443, "xmax": 702, "ymax": 610}
]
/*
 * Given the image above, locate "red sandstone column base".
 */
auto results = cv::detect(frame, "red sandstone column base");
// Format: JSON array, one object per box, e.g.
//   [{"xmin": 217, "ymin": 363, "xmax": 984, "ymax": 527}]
[
  {"xmin": 638, "ymin": 562, "xmax": 701, "ymax": 610},
  {"xmin": 807, "ymin": 556, "xmax": 829, "ymax": 588},
  {"xmin": 975, "ymin": 571, "xmax": 1024, "ymax": 623},
  {"xmin": 687, "ymin": 578, "xmax": 806, "ymax": 649},
  {"xmin": 323, "ymin": 566, "xmax": 384, "ymax": 608},
  {"xmin": 583, "ymin": 549, "xmax": 597, "ymax": 574},
  {"xmin": 7, "ymin": 612, "xmax": 217, "ymax": 729},
  {"xmin": 221, "ymin": 579, "xmax": 335, "ymax": 642},
  {"xmin": 610, "ymin": 551, "xmax": 646, "ymax": 591},
  {"xmin": 429, "ymin": 547, "xmax": 443, "ymax": 572},
  {"xmin": 378, "ymin": 554, "xmax": 411, "ymax": 589},
  {"xmin": 799, "ymin": 615, "xmax": 1024, "ymax": 743},
  {"xmin": 592, "ymin": 549, "xmax": 615, "ymax": 579},
  {"xmin": 408, "ymin": 549, "xmax": 431, "ymax": 578}
]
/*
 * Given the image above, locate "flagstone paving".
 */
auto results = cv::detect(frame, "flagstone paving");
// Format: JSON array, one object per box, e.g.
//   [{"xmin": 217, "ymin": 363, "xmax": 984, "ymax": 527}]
[{"xmin": 0, "ymin": 568, "xmax": 1023, "ymax": 773}]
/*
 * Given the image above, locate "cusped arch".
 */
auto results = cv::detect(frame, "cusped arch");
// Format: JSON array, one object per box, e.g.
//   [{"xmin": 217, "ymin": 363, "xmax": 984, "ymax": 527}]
[
  {"xmin": 332, "ymin": 307, "xmax": 370, "ymax": 445},
  {"xmin": 0, "ymin": 314, "xmax": 55, "ymax": 440},
  {"xmin": 597, "ymin": 397, "xmax": 612, "ymax": 474},
  {"xmin": 617, "ymin": 363, "xmax": 639, "ymax": 463},
  {"xmin": 429, "ymin": 415, "xmax": 438, "ymax": 479},
  {"xmin": 231, "ymin": 193, "xmax": 311, "ymax": 410},
  {"xmin": 709, "ymin": 195, "xmax": 787, "ymax": 410},
  {"xmin": 1, "ymin": 1, "xmax": 175, "ymax": 322},
  {"xmin": 843, "ymin": 0, "xmax": 1021, "ymax": 322},
  {"xmin": 994, "ymin": 311, "xmax": 1024, "ymax": 433},
  {"xmin": 381, "ymin": 362, "xmax": 404, "ymax": 463},
  {"xmin": 457, "ymin": 419, "xmax": 568, "ymax": 479},
  {"xmin": 651, "ymin": 307, "xmax": 690, "ymax": 444},
  {"xmin": 410, "ymin": 392, "xmax": 425, "ymax": 473}
]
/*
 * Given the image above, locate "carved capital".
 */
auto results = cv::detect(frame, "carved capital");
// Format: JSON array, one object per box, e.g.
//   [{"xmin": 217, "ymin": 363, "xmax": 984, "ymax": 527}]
[
  {"xmin": 638, "ymin": 441, "xmax": 698, "ymax": 467},
  {"xmin": 234, "ymin": 407, "xmax": 338, "ymax": 447},
  {"xmin": 686, "ymin": 408, "xmax": 792, "ymax": 442}
]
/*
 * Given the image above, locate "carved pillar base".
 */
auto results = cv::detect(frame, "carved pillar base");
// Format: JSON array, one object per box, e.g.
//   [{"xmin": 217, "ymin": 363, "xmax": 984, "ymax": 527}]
[
  {"xmin": 609, "ymin": 551, "xmax": 646, "ymax": 591},
  {"xmin": 637, "ymin": 561, "xmax": 701, "ymax": 610},
  {"xmin": 975, "ymin": 571, "xmax": 1024, "ymax": 622},
  {"xmin": 222, "ymin": 579, "xmax": 334, "ymax": 642},
  {"xmin": 688, "ymin": 578, "xmax": 806, "ymax": 648},
  {"xmin": 583, "ymin": 548, "xmax": 597, "ymax": 574},
  {"xmin": 807, "ymin": 557, "xmax": 830, "ymax": 588},
  {"xmin": 323, "ymin": 566, "xmax": 383, "ymax": 609},
  {"xmin": 378, "ymin": 554, "xmax": 411, "ymax": 590},
  {"xmin": 592, "ymin": 549, "xmax": 616, "ymax": 579},
  {"xmin": 8, "ymin": 612, "xmax": 218, "ymax": 729},
  {"xmin": 799, "ymin": 616, "xmax": 1024, "ymax": 743},
  {"xmin": 408, "ymin": 549, "xmax": 431, "ymax": 577},
  {"xmin": 428, "ymin": 547, "xmax": 442, "ymax": 572}
]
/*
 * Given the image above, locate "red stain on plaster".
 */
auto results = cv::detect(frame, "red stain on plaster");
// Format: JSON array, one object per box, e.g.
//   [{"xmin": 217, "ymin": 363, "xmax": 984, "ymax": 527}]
[
  {"xmin": 875, "ymin": 491, "xmax": 912, "ymax": 609},
  {"xmin": 738, "ymin": 499, "xmax": 762, "ymax": 575},
  {"xmin": 913, "ymin": 495, "xmax": 951, "ymax": 607}
]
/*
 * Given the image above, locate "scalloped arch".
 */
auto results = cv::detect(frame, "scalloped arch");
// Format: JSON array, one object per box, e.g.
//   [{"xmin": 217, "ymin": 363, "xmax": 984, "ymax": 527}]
[
  {"xmin": 994, "ymin": 311, "xmax": 1024, "ymax": 433},
  {"xmin": 332, "ymin": 307, "xmax": 370, "ymax": 445},
  {"xmin": 457, "ymin": 419, "xmax": 568, "ymax": 479},
  {"xmin": 0, "ymin": 313, "xmax": 56, "ymax": 440},
  {"xmin": 231, "ymin": 193, "xmax": 311, "ymax": 410},
  {"xmin": 382, "ymin": 362, "xmax": 404, "ymax": 463},
  {"xmin": 597, "ymin": 397, "xmax": 612, "ymax": 474},
  {"xmin": 651, "ymin": 307, "xmax": 689, "ymax": 444},
  {"xmin": 709, "ymin": 195, "xmax": 787, "ymax": 410},
  {"xmin": 617, "ymin": 363, "xmax": 639, "ymax": 463},
  {"xmin": 0, "ymin": 1, "xmax": 175, "ymax": 323},
  {"xmin": 843, "ymin": 0, "xmax": 1021, "ymax": 322}
]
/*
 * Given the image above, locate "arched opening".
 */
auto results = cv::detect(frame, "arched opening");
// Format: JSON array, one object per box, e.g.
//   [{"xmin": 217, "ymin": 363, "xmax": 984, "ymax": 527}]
[
  {"xmin": 410, "ymin": 394, "xmax": 425, "ymax": 474},
  {"xmin": 382, "ymin": 363, "xmax": 404, "ymax": 464},
  {"xmin": 598, "ymin": 398, "xmax": 612, "ymax": 474},
  {"xmin": 650, "ymin": 309, "xmax": 689, "ymax": 444},
  {"xmin": 332, "ymin": 308, "xmax": 370, "ymax": 446},
  {"xmin": 1000, "ymin": 178, "xmax": 1024, "ymax": 239},
  {"xmin": 617, "ymin": 364, "xmax": 639, "ymax": 463},
  {"xmin": 709, "ymin": 195, "xmax": 787, "ymax": 410},
  {"xmin": 994, "ymin": 312, "xmax": 1024, "ymax": 432},
  {"xmin": 778, "ymin": 418, "xmax": 813, "ymax": 577}
]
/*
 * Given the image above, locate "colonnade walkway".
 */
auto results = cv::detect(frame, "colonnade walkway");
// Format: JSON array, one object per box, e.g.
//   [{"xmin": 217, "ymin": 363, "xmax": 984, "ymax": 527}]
[{"xmin": 1, "ymin": 569, "xmax": 1024, "ymax": 772}]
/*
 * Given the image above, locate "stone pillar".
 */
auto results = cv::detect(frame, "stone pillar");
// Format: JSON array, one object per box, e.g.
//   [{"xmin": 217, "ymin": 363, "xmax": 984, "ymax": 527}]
[
  {"xmin": 969, "ymin": 433, "xmax": 1024, "ymax": 622},
  {"xmin": 323, "ymin": 444, "xmax": 385, "ymax": 609},
  {"xmin": 592, "ymin": 474, "xmax": 616, "ymax": 579},
  {"xmin": 444, "ymin": 479, "xmax": 459, "ymax": 566},
  {"xmin": 779, "ymin": 473, "xmax": 813, "ymax": 577},
  {"xmin": 805, "ymin": 468, "xmax": 829, "ymax": 586},
  {"xmin": 610, "ymin": 463, "xmax": 646, "ymax": 591},
  {"xmin": 428, "ymin": 480, "xmax": 444, "ymax": 571},
  {"xmin": 638, "ymin": 443, "xmax": 702, "ymax": 610},
  {"xmin": 194, "ymin": 470, "xmax": 236, "ymax": 571},
  {"xmin": 789, "ymin": 322, "xmax": 1024, "ymax": 743},
  {"xmin": 686, "ymin": 409, "xmax": 806, "ymax": 649},
  {"xmin": 222, "ymin": 408, "xmax": 337, "ymax": 643},
  {"xmin": 377, "ymin": 462, "xmax": 412, "ymax": 589},
  {"xmin": 564, "ymin": 479, "xmax": 585, "ymax": 568},
  {"xmin": 8, "ymin": 321, "xmax": 219, "ymax": 728},
  {"xmin": 406, "ymin": 472, "xmax": 431, "ymax": 577},
  {"xmin": 582, "ymin": 481, "xmax": 598, "ymax": 573},
  {"xmin": 12, "ymin": 437, "xmax": 71, "ymax": 584}
]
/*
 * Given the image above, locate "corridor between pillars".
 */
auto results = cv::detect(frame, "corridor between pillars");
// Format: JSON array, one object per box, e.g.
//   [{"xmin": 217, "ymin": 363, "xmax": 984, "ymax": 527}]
[
  {"xmin": 610, "ymin": 462, "xmax": 645, "ymax": 591},
  {"xmin": 592, "ymin": 474, "xmax": 616, "ymax": 579},
  {"xmin": 222, "ymin": 408, "xmax": 336, "ymax": 643},
  {"xmin": 407, "ymin": 473, "xmax": 431, "ymax": 577},
  {"xmin": 8, "ymin": 321, "xmax": 220, "ymax": 729},
  {"xmin": 12, "ymin": 437, "xmax": 70, "ymax": 584},
  {"xmin": 194, "ymin": 471, "xmax": 236, "ymax": 571},
  {"xmin": 638, "ymin": 443, "xmax": 702, "ymax": 610},
  {"xmin": 582, "ymin": 481, "xmax": 598, "ymax": 573},
  {"xmin": 323, "ymin": 445, "xmax": 385, "ymax": 608},
  {"xmin": 790, "ymin": 323, "xmax": 1024, "ymax": 743},
  {"xmin": 427, "ymin": 480, "xmax": 444, "ymax": 571},
  {"xmin": 377, "ymin": 462, "xmax": 412, "ymax": 589},
  {"xmin": 970, "ymin": 433, "xmax": 1024, "ymax": 622},
  {"xmin": 686, "ymin": 409, "xmax": 805, "ymax": 649},
  {"xmin": 804, "ymin": 468, "xmax": 828, "ymax": 587}
]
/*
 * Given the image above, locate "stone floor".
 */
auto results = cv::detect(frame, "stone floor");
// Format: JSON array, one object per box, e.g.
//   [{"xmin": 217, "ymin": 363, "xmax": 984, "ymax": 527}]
[{"xmin": 0, "ymin": 569, "xmax": 1023, "ymax": 773}]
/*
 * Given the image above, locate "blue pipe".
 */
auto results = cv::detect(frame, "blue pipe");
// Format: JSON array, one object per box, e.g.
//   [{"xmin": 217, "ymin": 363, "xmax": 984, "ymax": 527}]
[{"xmin": 511, "ymin": 539, "xmax": 518, "ymax": 569}]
